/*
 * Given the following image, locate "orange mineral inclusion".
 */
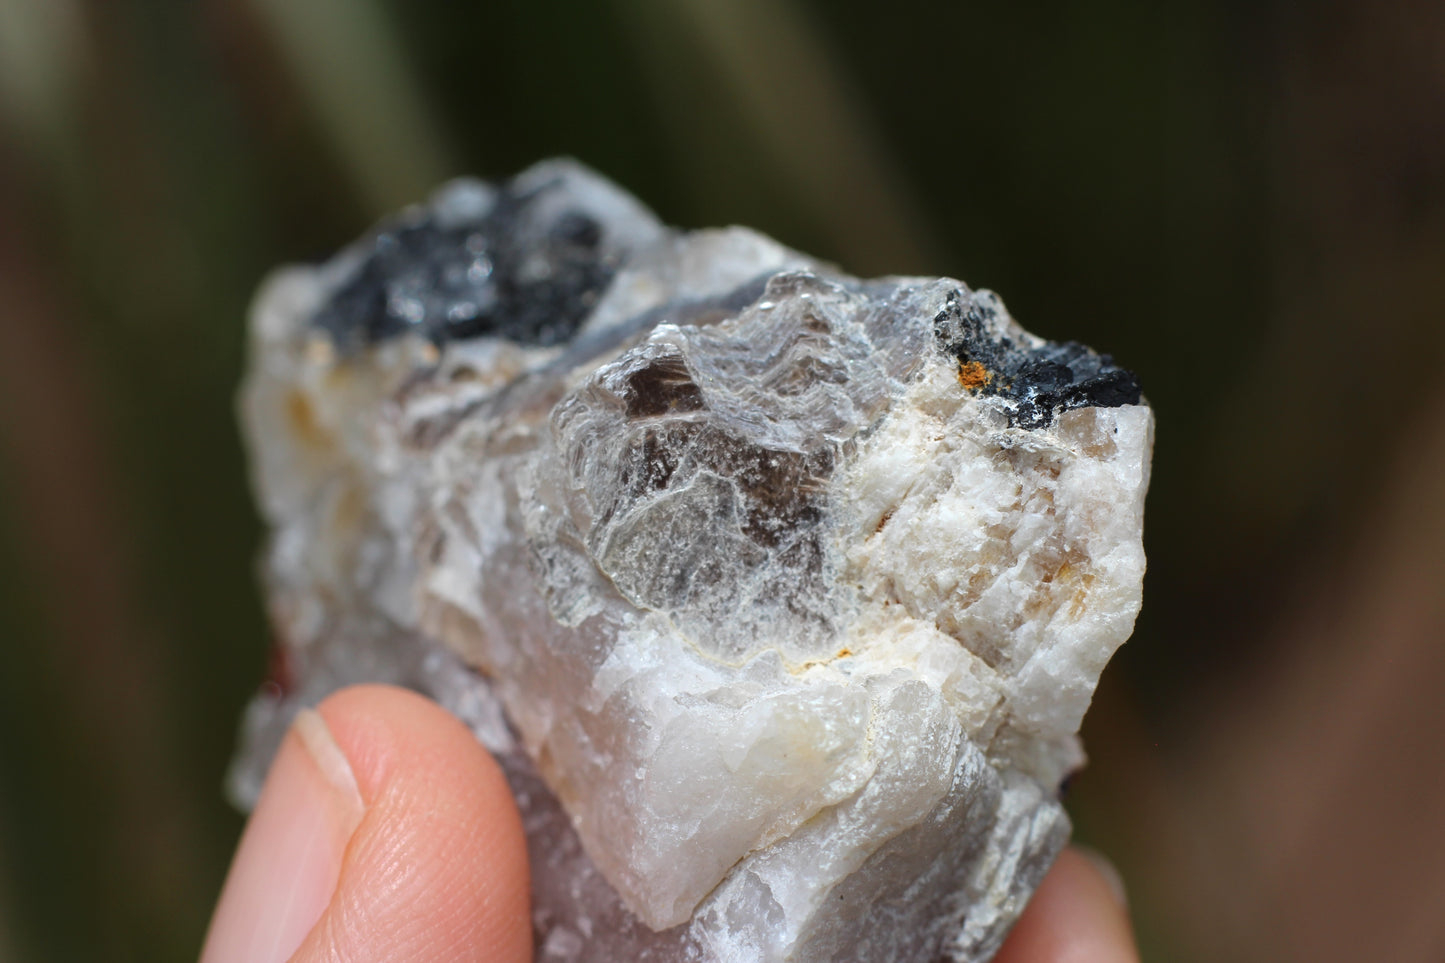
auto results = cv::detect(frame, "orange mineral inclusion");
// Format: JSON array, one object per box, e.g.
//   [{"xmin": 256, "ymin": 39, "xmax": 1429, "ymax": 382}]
[{"xmin": 957, "ymin": 359, "xmax": 991, "ymax": 390}]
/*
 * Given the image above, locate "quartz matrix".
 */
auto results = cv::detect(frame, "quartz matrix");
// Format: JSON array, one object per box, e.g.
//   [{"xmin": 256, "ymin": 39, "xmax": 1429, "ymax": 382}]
[{"xmin": 234, "ymin": 161, "xmax": 1153, "ymax": 962}]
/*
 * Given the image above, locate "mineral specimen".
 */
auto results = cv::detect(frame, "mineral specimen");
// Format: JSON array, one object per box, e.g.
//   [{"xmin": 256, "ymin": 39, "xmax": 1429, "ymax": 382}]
[{"xmin": 232, "ymin": 160, "xmax": 1153, "ymax": 962}]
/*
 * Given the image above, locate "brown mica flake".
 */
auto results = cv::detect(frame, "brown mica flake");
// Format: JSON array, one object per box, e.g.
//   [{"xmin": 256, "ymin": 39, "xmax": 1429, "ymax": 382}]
[{"xmin": 957, "ymin": 360, "xmax": 991, "ymax": 391}]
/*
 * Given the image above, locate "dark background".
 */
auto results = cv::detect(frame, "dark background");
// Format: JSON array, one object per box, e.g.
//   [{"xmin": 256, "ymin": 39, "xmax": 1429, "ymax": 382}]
[{"xmin": 2, "ymin": 1, "xmax": 1443, "ymax": 960}]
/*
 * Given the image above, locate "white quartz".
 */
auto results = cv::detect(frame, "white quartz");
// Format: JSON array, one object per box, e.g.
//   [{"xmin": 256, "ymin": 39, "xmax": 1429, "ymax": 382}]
[{"xmin": 232, "ymin": 160, "xmax": 1152, "ymax": 962}]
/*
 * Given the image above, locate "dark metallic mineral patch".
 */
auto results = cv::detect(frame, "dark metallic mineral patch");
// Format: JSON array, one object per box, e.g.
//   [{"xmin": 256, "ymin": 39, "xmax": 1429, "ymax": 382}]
[
  {"xmin": 933, "ymin": 289, "xmax": 1142, "ymax": 429},
  {"xmin": 313, "ymin": 176, "xmax": 620, "ymax": 351}
]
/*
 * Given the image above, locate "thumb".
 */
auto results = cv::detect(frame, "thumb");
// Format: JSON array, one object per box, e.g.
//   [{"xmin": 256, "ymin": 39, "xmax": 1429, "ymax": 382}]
[{"xmin": 200, "ymin": 684, "xmax": 531, "ymax": 963}]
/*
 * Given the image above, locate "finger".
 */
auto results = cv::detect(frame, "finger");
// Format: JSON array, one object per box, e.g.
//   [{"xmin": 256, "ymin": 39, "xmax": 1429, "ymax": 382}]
[
  {"xmin": 199, "ymin": 685, "xmax": 531, "ymax": 963},
  {"xmin": 993, "ymin": 846, "xmax": 1139, "ymax": 963}
]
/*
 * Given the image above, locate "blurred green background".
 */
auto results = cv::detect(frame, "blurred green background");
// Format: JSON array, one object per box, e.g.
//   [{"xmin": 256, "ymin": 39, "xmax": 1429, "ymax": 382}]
[{"xmin": 2, "ymin": 1, "xmax": 1444, "ymax": 960}]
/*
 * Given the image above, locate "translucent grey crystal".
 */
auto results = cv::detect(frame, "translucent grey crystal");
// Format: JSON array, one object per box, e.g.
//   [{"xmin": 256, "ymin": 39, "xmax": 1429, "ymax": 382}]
[{"xmin": 232, "ymin": 159, "xmax": 1153, "ymax": 962}]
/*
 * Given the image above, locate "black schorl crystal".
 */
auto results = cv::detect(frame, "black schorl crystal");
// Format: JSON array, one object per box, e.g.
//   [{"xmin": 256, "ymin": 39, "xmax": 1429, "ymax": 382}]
[
  {"xmin": 933, "ymin": 289, "xmax": 1142, "ymax": 429},
  {"xmin": 312, "ymin": 178, "xmax": 617, "ymax": 351}
]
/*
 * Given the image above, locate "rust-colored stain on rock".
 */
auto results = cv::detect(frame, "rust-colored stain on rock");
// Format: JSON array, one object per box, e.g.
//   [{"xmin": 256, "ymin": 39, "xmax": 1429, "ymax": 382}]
[{"xmin": 957, "ymin": 360, "xmax": 991, "ymax": 391}]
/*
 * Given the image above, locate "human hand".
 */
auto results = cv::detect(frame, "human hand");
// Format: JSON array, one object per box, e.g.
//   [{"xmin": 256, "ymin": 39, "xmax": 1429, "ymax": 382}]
[{"xmin": 199, "ymin": 686, "xmax": 1139, "ymax": 962}]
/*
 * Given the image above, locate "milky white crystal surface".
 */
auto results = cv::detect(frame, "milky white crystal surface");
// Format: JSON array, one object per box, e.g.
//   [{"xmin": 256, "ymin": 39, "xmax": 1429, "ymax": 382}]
[{"xmin": 232, "ymin": 160, "xmax": 1153, "ymax": 962}]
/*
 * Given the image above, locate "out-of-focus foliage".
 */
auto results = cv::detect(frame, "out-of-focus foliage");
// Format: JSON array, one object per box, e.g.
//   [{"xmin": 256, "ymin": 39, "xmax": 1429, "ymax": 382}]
[{"xmin": 2, "ymin": 1, "xmax": 1443, "ymax": 961}]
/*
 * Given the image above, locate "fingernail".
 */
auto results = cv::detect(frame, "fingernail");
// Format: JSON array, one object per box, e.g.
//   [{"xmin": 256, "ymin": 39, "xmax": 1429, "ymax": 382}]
[
  {"xmin": 200, "ymin": 709, "xmax": 365, "ymax": 963},
  {"xmin": 1075, "ymin": 845, "xmax": 1129, "ymax": 909}
]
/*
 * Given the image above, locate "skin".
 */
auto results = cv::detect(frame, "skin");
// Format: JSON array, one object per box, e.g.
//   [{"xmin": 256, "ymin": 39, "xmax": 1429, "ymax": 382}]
[{"xmin": 200, "ymin": 685, "xmax": 1139, "ymax": 962}]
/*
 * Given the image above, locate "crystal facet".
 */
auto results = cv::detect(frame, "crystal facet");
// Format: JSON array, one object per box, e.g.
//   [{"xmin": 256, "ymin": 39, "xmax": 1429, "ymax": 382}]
[{"xmin": 232, "ymin": 160, "xmax": 1153, "ymax": 962}]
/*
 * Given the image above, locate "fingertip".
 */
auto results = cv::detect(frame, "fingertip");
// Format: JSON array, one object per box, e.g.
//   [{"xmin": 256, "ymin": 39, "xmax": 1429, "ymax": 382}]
[
  {"xmin": 994, "ymin": 847, "xmax": 1140, "ymax": 963},
  {"xmin": 291, "ymin": 684, "xmax": 531, "ymax": 963},
  {"xmin": 200, "ymin": 708, "xmax": 365, "ymax": 963},
  {"xmin": 292, "ymin": 685, "xmax": 531, "ymax": 963},
  {"xmin": 313, "ymin": 684, "xmax": 506, "ymax": 809},
  {"xmin": 1073, "ymin": 844, "xmax": 1129, "ymax": 911}
]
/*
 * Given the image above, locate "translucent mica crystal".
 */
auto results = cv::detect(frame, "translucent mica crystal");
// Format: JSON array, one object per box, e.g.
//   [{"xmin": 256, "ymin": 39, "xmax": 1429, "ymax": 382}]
[{"xmin": 233, "ymin": 160, "xmax": 1153, "ymax": 962}]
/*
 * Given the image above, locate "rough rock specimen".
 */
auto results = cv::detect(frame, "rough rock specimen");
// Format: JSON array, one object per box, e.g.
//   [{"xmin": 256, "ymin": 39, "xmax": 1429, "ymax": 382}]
[{"xmin": 232, "ymin": 160, "xmax": 1153, "ymax": 962}]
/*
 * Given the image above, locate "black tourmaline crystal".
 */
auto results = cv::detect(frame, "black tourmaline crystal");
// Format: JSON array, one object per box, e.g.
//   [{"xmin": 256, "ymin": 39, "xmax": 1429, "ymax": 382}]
[{"xmin": 932, "ymin": 289, "xmax": 1141, "ymax": 429}]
